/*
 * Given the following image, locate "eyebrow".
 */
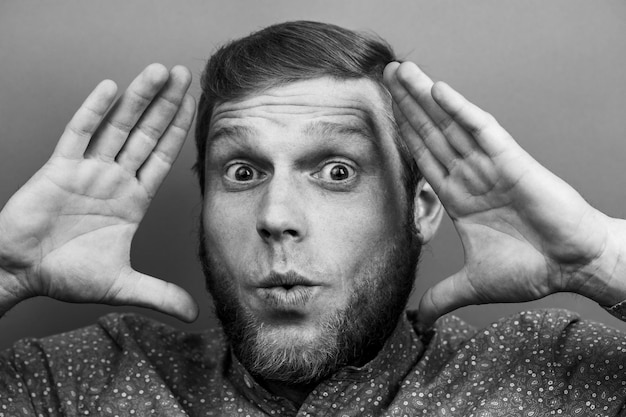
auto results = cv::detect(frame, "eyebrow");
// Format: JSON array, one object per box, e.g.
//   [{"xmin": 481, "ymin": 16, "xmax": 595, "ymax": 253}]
[
  {"xmin": 207, "ymin": 125, "xmax": 258, "ymax": 151},
  {"xmin": 302, "ymin": 120, "xmax": 378, "ymax": 146},
  {"xmin": 206, "ymin": 116, "xmax": 382, "ymax": 153}
]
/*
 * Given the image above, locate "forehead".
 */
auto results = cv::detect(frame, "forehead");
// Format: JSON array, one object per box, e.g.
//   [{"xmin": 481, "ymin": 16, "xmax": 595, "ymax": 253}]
[{"xmin": 208, "ymin": 77, "xmax": 393, "ymax": 141}]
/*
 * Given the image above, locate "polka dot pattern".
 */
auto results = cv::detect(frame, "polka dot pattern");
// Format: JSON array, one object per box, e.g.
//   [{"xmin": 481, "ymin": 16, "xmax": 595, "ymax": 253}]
[{"xmin": 0, "ymin": 309, "xmax": 625, "ymax": 415}]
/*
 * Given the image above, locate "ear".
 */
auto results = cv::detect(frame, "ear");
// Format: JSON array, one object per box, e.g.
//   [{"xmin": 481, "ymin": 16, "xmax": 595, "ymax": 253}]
[{"xmin": 414, "ymin": 179, "xmax": 443, "ymax": 244}]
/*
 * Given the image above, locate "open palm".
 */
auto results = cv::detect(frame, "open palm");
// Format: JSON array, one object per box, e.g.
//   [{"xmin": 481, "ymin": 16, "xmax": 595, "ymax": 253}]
[
  {"xmin": 384, "ymin": 62, "xmax": 623, "ymax": 326},
  {"xmin": 0, "ymin": 64, "xmax": 198, "ymax": 321}
]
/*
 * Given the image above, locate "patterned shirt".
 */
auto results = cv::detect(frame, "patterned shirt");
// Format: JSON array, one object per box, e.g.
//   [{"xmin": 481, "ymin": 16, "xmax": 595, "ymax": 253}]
[{"xmin": 1, "ymin": 309, "xmax": 625, "ymax": 416}]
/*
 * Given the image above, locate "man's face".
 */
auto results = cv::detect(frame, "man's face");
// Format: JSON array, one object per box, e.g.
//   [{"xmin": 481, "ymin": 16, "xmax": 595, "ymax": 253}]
[{"xmin": 200, "ymin": 77, "xmax": 421, "ymax": 384}]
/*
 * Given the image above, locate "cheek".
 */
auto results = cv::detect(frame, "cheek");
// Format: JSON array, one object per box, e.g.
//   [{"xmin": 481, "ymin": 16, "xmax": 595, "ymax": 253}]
[
  {"xmin": 202, "ymin": 195, "xmax": 257, "ymax": 267},
  {"xmin": 309, "ymin": 185, "xmax": 406, "ymax": 270}
]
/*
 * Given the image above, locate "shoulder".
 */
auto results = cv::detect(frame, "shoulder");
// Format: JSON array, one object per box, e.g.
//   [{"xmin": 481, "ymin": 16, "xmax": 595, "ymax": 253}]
[
  {"xmin": 407, "ymin": 308, "xmax": 626, "ymax": 362},
  {"xmin": 1, "ymin": 315, "xmax": 231, "ymax": 413},
  {"xmin": 480, "ymin": 308, "xmax": 626, "ymax": 352},
  {"xmin": 7, "ymin": 312, "xmax": 229, "ymax": 371},
  {"xmin": 407, "ymin": 308, "xmax": 619, "ymax": 342},
  {"xmin": 401, "ymin": 310, "xmax": 626, "ymax": 413},
  {"xmin": 96, "ymin": 312, "xmax": 227, "ymax": 356}
]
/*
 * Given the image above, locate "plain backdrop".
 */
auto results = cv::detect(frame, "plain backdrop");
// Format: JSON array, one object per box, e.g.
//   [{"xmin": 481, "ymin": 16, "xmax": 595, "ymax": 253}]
[{"xmin": 1, "ymin": 0, "xmax": 625, "ymax": 350}]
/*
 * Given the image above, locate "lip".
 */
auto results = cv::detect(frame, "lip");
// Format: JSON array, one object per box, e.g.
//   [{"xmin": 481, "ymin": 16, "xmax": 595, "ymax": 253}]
[
  {"xmin": 258, "ymin": 270, "xmax": 317, "ymax": 289},
  {"xmin": 255, "ymin": 271, "xmax": 320, "ymax": 313}
]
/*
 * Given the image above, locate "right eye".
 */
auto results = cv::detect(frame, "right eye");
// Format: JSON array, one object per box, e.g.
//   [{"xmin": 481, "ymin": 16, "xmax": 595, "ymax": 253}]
[{"xmin": 224, "ymin": 163, "xmax": 263, "ymax": 183}]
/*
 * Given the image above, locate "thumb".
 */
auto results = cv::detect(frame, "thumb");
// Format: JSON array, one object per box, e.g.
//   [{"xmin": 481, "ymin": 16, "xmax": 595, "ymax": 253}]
[
  {"xmin": 108, "ymin": 270, "xmax": 199, "ymax": 322},
  {"xmin": 417, "ymin": 268, "xmax": 480, "ymax": 330}
]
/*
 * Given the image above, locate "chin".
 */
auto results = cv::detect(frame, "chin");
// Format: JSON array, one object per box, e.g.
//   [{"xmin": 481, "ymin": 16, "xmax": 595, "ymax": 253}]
[{"xmin": 240, "ymin": 308, "xmax": 346, "ymax": 384}]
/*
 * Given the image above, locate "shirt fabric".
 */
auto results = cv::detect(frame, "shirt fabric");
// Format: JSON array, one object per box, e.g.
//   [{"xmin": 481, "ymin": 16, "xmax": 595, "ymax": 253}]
[{"xmin": 1, "ymin": 309, "xmax": 625, "ymax": 416}]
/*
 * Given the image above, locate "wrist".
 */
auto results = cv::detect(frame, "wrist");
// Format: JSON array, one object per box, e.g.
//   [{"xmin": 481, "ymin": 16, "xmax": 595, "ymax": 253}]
[
  {"xmin": 0, "ymin": 268, "xmax": 31, "ymax": 316},
  {"xmin": 570, "ymin": 217, "xmax": 626, "ymax": 307}
]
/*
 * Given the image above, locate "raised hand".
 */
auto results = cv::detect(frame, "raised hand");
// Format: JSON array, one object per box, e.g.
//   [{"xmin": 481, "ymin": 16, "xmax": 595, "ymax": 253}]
[
  {"xmin": 383, "ymin": 61, "xmax": 626, "ymax": 327},
  {"xmin": 0, "ymin": 64, "xmax": 198, "ymax": 321}
]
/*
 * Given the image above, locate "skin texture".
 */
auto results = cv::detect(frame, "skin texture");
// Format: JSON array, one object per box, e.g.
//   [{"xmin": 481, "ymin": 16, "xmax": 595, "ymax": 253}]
[{"xmin": 200, "ymin": 77, "xmax": 442, "ymax": 403}]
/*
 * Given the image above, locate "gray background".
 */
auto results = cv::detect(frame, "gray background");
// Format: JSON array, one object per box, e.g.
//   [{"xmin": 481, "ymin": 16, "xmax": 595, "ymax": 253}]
[{"xmin": 1, "ymin": 1, "xmax": 625, "ymax": 350}]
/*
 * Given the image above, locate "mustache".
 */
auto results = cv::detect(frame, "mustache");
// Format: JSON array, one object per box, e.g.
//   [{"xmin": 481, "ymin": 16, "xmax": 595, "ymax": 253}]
[{"xmin": 259, "ymin": 271, "xmax": 316, "ymax": 288}]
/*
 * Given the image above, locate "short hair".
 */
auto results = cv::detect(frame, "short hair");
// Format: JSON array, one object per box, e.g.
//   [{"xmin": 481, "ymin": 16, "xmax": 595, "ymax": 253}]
[{"xmin": 194, "ymin": 20, "xmax": 421, "ymax": 203}]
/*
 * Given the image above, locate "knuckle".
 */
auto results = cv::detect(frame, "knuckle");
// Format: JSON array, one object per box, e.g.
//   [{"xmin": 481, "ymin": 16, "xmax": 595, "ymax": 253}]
[
  {"xmin": 469, "ymin": 113, "xmax": 495, "ymax": 136},
  {"xmin": 108, "ymin": 118, "xmax": 134, "ymax": 134},
  {"xmin": 410, "ymin": 144, "xmax": 428, "ymax": 160},
  {"xmin": 65, "ymin": 122, "xmax": 91, "ymax": 139},
  {"xmin": 158, "ymin": 93, "xmax": 182, "ymax": 110},
  {"xmin": 129, "ymin": 88, "xmax": 154, "ymax": 107},
  {"xmin": 416, "ymin": 120, "xmax": 437, "ymax": 140},
  {"xmin": 166, "ymin": 122, "xmax": 188, "ymax": 139},
  {"xmin": 82, "ymin": 103, "xmax": 105, "ymax": 118},
  {"xmin": 136, "ymin": 123, "xmax": 163, "ymax": 142},
  {"xmin": 151, "ymin": 148, "xmax": 174, "ymax": 167},
  {"xmin": 482, "ymin": 112, "xmax": 498, "ymax": 128},
  {"xmin": 437, "ymin": 116, "xmax": 455, "ymax": 132}
]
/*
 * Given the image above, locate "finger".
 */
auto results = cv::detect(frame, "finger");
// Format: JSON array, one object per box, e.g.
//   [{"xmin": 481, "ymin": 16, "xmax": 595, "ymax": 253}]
[
  {"xmin": 86, "ymin": 64, "xmax": 170, "ymax": 160},
  {"xmin": 138, "ymin": 94, "xmax": 196, "ymax": 197},
  {"xmin": 392, "ymin": 101, "xmax": 447, "ymax": 191},
  {"xmin": 431, "ymin": 81, "xmax": 518, "ymax": 157},
  {"xmin": 394, "ymin": 62, "xmax": 448, "ymax": 128},
  {"xmin": 112, "ymin": 269, "xmax": 199, "ymax": 322},
  {"xmin": 385, "ymin": 62, "xmax": 461, "ymax": 169},
  {"xmin": 116, "ymin": 66, "xmax": 192, "ymax": 173},
  {"xmin": 394, "ymin": 62, "xmax": 481, "ymax": 158},
  {"xmin": 385, "ymin": 63, "xmax": 447, "ymax": 187},
  {"xmin": 54, "ymin": 80, "xmax": 118, "ymax": 159},
  {"xmin": 416, "ymin": 268, "xmax": 480, "ymax": 329}
]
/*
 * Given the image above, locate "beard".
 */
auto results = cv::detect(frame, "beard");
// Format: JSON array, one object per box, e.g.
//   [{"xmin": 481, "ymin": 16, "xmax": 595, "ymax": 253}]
[{"xmin": 198, "ymin": 219, "xmax": 421, "ymax": 386}]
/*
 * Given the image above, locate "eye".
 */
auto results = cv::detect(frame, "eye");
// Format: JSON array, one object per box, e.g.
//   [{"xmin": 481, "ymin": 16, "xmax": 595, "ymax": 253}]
[
  {"xmin": 224, "ymin": 163, "xmax": 262, "ymax": 182},
  {"xmin": 316, "ymin": 162, "xmax": 356, "ymax": 182}
]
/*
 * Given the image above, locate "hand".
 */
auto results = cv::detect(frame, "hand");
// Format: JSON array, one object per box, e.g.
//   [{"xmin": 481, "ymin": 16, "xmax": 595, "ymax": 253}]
[
  {"xmin": 0, "ymin": 64, "xmax": 198, "ymax": 321},
  {"xmin": 383, "ymin": 61, "xmax": 626, "ymax": 327}
]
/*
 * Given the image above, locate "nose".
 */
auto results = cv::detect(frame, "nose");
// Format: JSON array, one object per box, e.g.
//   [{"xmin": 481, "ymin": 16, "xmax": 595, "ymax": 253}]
[{"xmin": 256, "ymin": 173, "xmax": 306, "ymax": 243}]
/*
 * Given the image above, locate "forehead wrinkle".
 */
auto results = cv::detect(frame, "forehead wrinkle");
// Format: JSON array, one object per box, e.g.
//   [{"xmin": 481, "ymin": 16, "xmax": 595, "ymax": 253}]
[
  {"xmin": 213, "ymin": 89, "xmax": 372, "ymax": 112},
  {"xmin": 302, "ymin": 118, "xmax": 381, "ymax": 151},
  {"xmin": 206, "ymin": 78, "xmax": 395, "ymax": 156},
  {"xmin": 207, "ymin": 124, "xmax": 259, "ymax": 153}
]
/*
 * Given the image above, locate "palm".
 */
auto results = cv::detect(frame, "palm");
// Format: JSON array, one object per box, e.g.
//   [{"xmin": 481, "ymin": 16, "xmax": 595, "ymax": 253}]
[
  {"xmin": 384, "ymin": 62, "xmax": 611, "ymax": 325},
  {"xmin": 440, "ymin": 148, "xmax": 601, "ymax": 302},
  {"xmin": 0, "ymin": 64, "xmax": 198, "ymax": 321},
  {"xmin": 0, "ymin": 157, "xmax": 144, "ymax": 300}
]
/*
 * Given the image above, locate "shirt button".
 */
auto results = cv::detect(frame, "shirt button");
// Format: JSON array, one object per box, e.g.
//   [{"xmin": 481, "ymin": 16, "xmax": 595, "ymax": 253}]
[{"xmin": 244, "ymin": 375, "xmax": 253, "ymax": 389}]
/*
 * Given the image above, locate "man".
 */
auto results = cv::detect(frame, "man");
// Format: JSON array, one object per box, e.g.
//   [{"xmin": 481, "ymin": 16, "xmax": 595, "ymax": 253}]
[{"xmin": 0, "ymin": 20, "xmax": 625, "ymax": 415}]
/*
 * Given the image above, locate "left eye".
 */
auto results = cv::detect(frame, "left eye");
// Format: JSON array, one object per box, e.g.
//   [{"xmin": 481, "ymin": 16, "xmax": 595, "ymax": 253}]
[{"xmin": 316, "ymin": 162, "xmax": 356, "ymax": 182}]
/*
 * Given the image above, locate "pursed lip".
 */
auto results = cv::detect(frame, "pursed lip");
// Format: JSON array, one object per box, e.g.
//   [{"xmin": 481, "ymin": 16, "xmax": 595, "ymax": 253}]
[
  {"xmin": 258, "ymin": 270, "xmax": 317, "ymax": 289},
  {"xmin": 255, "ymin": 271, "xmax": 321, "ymax": 312}
]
